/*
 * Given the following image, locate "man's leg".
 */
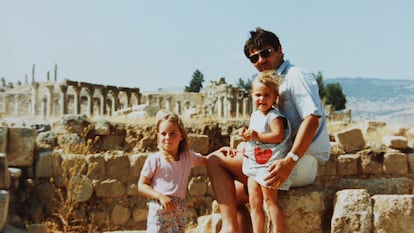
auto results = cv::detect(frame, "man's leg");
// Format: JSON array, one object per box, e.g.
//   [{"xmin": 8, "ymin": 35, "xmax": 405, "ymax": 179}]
[
  {"xmin": 291, "ymin": 154, "xmax": 318, "ymax": 187},
  {"xmin": 207, "ymin": 150, "xmax": 250, "ymax": 233}
]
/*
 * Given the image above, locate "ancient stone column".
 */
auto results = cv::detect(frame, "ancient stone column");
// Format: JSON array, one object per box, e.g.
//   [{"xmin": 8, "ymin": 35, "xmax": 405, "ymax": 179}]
[
  {"xmin": 125, "ymin": 91, "xmax": 132, "ymax": 108},
  {"xmin": 236, "ymin": 96, "xmax": 242, "ymax": 119},
  {"xmin": 1, "ymin": 95, "xmax": 7, "ymax": 115},
  {"xmin": 217, "ymin": 96, "xmax": 223, "ymax": 119},
  {"xmin": 59, "ymin": 85, "xmax": 68, "ymax": 115},
  {"xmin": 46, "ymin": 85, "xmax": 54, "ymax": 117},
  {"xmin": 31, "ymin": 64, "xmax": 35, "ymax": 83},
  {"xmin": 98, "ymin": 87, "xmax": 108, "ymax": 116},
  {"xmin": 108, "ymin": 89, "xmax": 119, "ymax": 115},
  {"xmin": 83, "ymin": 85, "xmax": 94, "ymax": 116},
  {"xmin": 41, "ymin": 96, "xmax": 47, "ymax": 118},
  {"xmin": 225, "ymin": 96, "xmax": 232, "ymax": 119},
  {"xmin": 157, "ymin": 96, "xmax": 163, "ymax": 109},
  {"xmin": 54, "ymin": 64, "xmax": 57, "ymax": 81},
  {"xmin": 146, "ymin": 94, "xmax": 152, "ymax": 106},
  {"xmin": 131, "ymin": 90, "xmax": 141, "ymax": 106},
  {"xmin": 175, "ymin": 101, "xmax": 181, "ymax": 115},
  {"xmin": 31, "ymin": 82, "xmax": 40, "ymax": 116},
  {"xmin": 243, "ymin": 97, "xmax": 249, "ymax": 118},
  {"xmin": 14, "ymin": 95, "xmax": 21, "ymax": 116},
  {"xmin": 165, "ymin": 97, "xmax": 172, "ymax": 111},
  {"xmin": 72, "ymin": 85, "xmax": 81, "ymax": 115}
]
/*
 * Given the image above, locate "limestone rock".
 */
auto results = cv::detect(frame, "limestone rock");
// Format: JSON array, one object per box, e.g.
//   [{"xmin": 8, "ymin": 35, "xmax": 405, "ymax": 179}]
[
  {"xmin": 335, "ymin": 128, "xmax": 366, "ymax": 153},
  {"xmin": 331, "ymin": 189, "xmax": 372, "ymax": 233}
]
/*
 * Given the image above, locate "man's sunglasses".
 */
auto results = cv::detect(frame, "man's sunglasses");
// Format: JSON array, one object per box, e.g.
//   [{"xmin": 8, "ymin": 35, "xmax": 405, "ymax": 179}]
[{"xmin": 248, "ymin": 48, "xmax": 272, "ymax": 63}]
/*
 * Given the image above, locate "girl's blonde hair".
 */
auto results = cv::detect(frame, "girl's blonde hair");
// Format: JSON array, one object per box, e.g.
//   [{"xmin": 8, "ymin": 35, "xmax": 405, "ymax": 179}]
[
  {"xmin": 156, "ymin": 111, "xmax": 189, "ymax": 159},
  {"xmin": 252, "ymin": 70, "xmax": 282, "ymax": 105}
]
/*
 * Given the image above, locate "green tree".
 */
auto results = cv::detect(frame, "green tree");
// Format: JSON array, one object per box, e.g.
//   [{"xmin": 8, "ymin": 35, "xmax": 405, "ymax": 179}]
[
  {"xmin": 185, "ymin": 70, "xmax": 204, "ymax": 92},
  {"xmin": 314, "ymin": 71, "xmax": 346, "ymax": 111},
  {"xmin": 325, "ymin": 83, "xmax": 347, "ymax": 110},
  {"xmin": 236, "ymin": 75, "xmax": 254, "ymax": 91}
]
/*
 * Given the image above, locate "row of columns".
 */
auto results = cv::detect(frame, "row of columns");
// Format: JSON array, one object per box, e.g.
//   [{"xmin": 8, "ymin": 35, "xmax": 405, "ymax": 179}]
[
  {"xmin": 1, "ymin": 80, "xmax": 252, "ymax": 119},
  {"xmin": 1, "ymin": 80, "xmax": 142, "ymax": 118},
  {"xmin": 145, "ymin": 94, "xmax": 251, "ymax": 119}
]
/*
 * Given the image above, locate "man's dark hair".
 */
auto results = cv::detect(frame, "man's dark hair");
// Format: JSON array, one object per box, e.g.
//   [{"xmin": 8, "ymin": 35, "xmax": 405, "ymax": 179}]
[{"xmin": 244, "ymin": 27, "xmax": 282, "ymax": 58}]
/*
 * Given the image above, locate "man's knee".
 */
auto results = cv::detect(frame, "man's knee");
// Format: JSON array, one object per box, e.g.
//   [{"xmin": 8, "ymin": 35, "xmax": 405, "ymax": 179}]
[{"xmin": 291, "ymin": 154, "xmax": 318, "ymax": 187}]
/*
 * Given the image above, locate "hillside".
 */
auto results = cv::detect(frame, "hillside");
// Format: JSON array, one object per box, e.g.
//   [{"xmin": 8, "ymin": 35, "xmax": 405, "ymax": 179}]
[{"xmin": 324, "ymin": 77, "xmax": 414, "ymax": 125}]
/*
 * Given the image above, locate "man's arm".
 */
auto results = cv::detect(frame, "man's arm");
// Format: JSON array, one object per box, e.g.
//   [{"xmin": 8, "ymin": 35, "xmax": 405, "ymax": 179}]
[{"xmin": 264, "ymin": 114, "xmax": 320, "ymax": 187}]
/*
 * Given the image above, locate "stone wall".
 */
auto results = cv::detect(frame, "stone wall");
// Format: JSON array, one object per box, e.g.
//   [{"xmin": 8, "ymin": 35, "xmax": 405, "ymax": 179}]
[{"xmin": 0, "ymin": 115, "xmax": 413, "ymax": 233}]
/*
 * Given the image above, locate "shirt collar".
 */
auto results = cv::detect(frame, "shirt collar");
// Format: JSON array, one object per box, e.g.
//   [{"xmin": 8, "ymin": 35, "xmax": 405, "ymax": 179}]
[{"xmin": 276, "ymin": 60, "xmax": 291, "ymax": 76}]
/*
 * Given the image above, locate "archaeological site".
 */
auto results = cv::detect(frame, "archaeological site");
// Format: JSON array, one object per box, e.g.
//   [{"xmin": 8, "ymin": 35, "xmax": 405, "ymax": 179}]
[{"xmin": 0, "ymin": 66, "xmax": 413, "ymax": 233}]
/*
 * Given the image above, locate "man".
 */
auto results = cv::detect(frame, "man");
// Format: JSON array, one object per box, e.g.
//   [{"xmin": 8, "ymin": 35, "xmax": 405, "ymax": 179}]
[{"xmin": 207, "ymin": 27, "xmax": 331, "ymax": 233}]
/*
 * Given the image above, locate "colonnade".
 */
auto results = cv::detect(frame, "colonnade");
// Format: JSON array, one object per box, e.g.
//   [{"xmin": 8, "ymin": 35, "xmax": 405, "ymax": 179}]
[
  {"xmin": 143, "ymin": 92, "xmax": 251, "ymax": 119},
  {"xmin": 0, "ymin": 79, "xmax": 141, "ymax": 118}
]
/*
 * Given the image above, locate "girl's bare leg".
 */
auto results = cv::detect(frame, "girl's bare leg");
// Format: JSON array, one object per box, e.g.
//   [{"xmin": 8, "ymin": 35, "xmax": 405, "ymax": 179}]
[
  {"xmin": 248, "ymin": 178, "xmax": 265, "ymax": 233},
  {"xmin": 262, "ymin": 187, "xmax": 284, "ymax": 233}
]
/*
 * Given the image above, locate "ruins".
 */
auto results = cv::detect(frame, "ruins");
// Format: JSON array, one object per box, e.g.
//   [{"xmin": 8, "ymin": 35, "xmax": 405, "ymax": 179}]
[
  {"xmin": 0, "ymin": 66, "xmax": 252, "ymax": 122},
  {"xmin": 0, "ymin": 65, "xmax": 412, "ymax": 233}
]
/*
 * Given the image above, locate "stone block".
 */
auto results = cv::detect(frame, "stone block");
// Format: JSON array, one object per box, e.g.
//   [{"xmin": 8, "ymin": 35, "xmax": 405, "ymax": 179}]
[
  {"xmin": 337, "ymin": 154, "xmax": 359, "ymax": 176},
  {"xmin": 35, "ymin": 150, "xmax": 54, "ymax": 178},
  {"xmin": 317, "ymin": 159, "xmax": 336, "ymax": 176},
  {"xmin": 8, "ymin": 168, "xmax": 22, "ymax": 189},
  {"xmin": 126, "ymin": 181, "xmax": 139, "ymax": 196},
  {"xmin": 111, "ymin": 204, "xmax": 130, "ymax": 225},
  {"xmin": 7, "ymin": 127, "xmax": 35, "ymax": 167},
  {"xmin": 105, "ymin": 152, "xmax": 130, "ymax": 180},
  {"xmin": 27, "ymin": 223, "xmax": 48, "ymax": 233},
  {"xmin": 0, "ymin": 153, "xmax": 10, "ymax": 190},
  {"xmin": 35, "ymin": 131, "xmax": 56, "ymax": 150},
  {"xmin": 188, "ymin": 176, "xmax": 208, "ymax": 196},
  {"xmin": 0, "ymin": 127, "xmax": 7, "ymax": 153},
  {"xmin": 331, "ymin": 189, "xmax": 372, "ymax": 233},
  {"xmin": 86, "ymin": 154, "xmax": 106, "ymax": 179},
  {"xmin": 335, "ymin": 128, "xmax": 366, "ymax": 153},
  {"xmin": 407, "ymin": 153, "xmax": 414, "ymax": 173},
  {"xmin": 90, "ymin": 210, "xmax": 109, "ymax": 224},
  {"xmin": 188, "ymin": 134, "xmax": 209, "ymax": 154},
  {"xmin": 359, "ymin": 150, "xmax": 382, "ymax": 174},
  {"xmin": 95, "ymin": 179, "xmax": 125, "ymax": 197},
  {"xmin": 94, "ymin": 120, "xmax": 111, "ymax": 136},
  {"xmin": 129, "ymin": 153, "xmax": 148, "ymax": 179},
  {"xmin": 279, "ymin": 187, "xmax": 326, "ymax": 233},
  {"xmin": 0, "ymin": 190, "xmax": 9, "ymax": 232},
  {"xmin": 372, "ymin": 194, "xmax": 414, "ymax": 233},
  {"xmin": 383, "ymin": 152, "xmax": 408, "ymax": 174},
  {"xmin": 383, "ymin": 135, "xmax": 408, "ymax": 150},
  {"xmin": 331, "ymin": 178, "xmax": 414, "ymax": 195},
  {"xmin": 132, "ymin": 207, "xmax": 148, "ymax": 223},
  {"xmin": 100, "ymin": 135, "xmax": 125, "ymax": 150}
]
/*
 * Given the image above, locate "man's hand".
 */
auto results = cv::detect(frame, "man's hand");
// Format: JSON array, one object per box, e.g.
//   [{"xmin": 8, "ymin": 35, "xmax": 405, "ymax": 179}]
[
  {"xmin": 219, "ymin": 146, "xmax": 237, "ymax": 158},
  {"xmin": 264, "ymin": 157, "xmax": 296, "ymax": 188}
]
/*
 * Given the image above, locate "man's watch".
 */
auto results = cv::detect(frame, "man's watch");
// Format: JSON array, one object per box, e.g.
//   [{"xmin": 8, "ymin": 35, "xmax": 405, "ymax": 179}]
[{"xmin": 287, "ymin": 152, "xmax": 299, "ymax": 162}]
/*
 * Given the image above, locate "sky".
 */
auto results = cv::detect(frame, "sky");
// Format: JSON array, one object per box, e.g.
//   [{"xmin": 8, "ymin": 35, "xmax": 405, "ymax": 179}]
[{"xmin": 1, "ymin": 0, "xmax": 414, "ymax": 92}]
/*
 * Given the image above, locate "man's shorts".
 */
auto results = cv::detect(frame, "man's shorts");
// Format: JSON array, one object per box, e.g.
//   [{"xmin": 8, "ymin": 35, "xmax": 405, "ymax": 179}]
[{"xmin": 290, "ymin": 154, "xmax": 318, "ymax": 187}]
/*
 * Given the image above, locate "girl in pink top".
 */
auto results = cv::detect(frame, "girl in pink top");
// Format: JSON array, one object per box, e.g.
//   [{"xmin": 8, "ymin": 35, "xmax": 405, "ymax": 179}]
[{"xmin": 138, "ymin": 111, "xmax": 207, "ymax": 233}]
